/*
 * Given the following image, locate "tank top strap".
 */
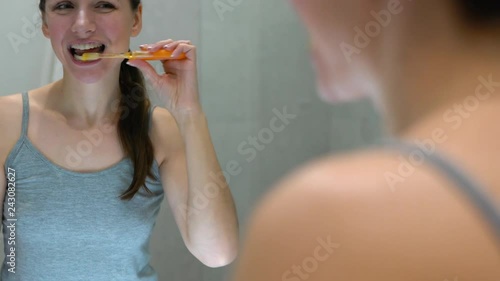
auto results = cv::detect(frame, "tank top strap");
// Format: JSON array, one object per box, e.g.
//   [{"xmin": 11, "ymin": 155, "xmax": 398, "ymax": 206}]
[
  {"xmin": 21, "ymin": 91, "xmax": 30, "ymax": 137},
  {"xmin": 148, "ymin": 104, "xmax": 157, "ymax": 133},
  {"xmin": 374, "ymin": 137, "xmax": 500, "ymax": 242}
]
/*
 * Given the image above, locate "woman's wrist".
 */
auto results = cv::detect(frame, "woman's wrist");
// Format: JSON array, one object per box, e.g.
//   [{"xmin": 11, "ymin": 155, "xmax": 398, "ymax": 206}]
[{"xmin": 173, "ymin": 107, "xmax": 207, "ymax": 133}]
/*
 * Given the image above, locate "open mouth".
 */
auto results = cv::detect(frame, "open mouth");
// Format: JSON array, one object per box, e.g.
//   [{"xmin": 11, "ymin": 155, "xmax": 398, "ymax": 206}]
[{"xmin": 69, "ymin": 43, "xmax": 106, "ymax": 62}]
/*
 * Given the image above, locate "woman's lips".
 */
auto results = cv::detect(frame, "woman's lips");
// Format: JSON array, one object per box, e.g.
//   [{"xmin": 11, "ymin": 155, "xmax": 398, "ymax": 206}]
[{"xmin": 66, "ymin": 42, "xmax": 106, "ymax": 65}]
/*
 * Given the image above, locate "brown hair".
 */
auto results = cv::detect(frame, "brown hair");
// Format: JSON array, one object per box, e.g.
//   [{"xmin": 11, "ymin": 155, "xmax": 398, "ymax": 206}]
[
  {"xmin": 458, "ymin": 0, "xmax": 500, "ymax": 23},
  {"xmin": 39, "ymin": 0, "xmax": 158, "ymax": 200}
]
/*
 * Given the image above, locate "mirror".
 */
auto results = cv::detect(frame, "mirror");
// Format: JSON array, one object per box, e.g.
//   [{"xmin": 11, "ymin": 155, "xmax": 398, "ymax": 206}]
[{"xmin": 0, "ymin": 1, "xmax": 382, "ymax": 280}]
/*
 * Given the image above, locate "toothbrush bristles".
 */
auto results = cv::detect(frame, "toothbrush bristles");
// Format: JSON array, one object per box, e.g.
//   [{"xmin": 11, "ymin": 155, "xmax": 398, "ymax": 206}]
[{"xmin": 82, "ymin": 53, "xmax": 101, "ymax": 61}]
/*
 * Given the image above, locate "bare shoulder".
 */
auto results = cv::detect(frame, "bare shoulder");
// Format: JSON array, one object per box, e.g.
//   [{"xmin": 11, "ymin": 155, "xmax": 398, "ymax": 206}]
[
  {"xmin": 250, "ymin": 150, "xmax": 400, "ymax": 210},
  {"xmin": 0, "ymin": 93, "xmax": 23, "ymax": 124},
  {"xmin": 232, "ymin": 149, "xmax": 500, "ymax": 281},
  {"xmin": 0, "ymin": 93, "xmax": 24, "ymax": 160},
  {"xmin": 149, "ymin": 106, "xmax": 183, "ymax": 167}
]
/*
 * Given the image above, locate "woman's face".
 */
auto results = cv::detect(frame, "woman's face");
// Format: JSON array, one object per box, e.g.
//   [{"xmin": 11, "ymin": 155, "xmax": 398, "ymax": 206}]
[
  {"xmin": 41, "ymin": 0, "xmax": 142, "ymax": 83},
  {"xmin": 288, "ymin": 0, "xmax": 388, "ymax": 105}
]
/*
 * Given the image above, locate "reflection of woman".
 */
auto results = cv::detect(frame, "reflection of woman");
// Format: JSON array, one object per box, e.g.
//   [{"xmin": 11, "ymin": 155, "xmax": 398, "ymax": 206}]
[
  {"xmin": 232, "ymin": 0, "xmax": 500, "ymax": 280},
  {"xmin": 0, "ymin": 0, "xmax": 238, "ymax": 279}
]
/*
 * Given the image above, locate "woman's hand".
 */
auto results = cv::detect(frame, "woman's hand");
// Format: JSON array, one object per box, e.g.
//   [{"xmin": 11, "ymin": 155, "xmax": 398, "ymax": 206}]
[{"xmin": 126, "ymin": 39, "xmax": 201, "ymax": 119}]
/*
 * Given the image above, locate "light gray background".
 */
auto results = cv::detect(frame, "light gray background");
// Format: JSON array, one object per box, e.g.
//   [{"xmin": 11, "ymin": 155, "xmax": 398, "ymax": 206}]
[{"xmin": 0, "ymin": 0, "xmax": 382, "ymax": 280}]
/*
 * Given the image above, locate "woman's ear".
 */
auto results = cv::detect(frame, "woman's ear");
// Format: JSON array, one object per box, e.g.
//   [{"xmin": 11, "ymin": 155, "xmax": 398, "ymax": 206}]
[
  {"xmin": 41, "ymin": 13, "xmax": 50, "ymax": 38},
  {"xmin": 131, "ymin": 4, "xmax": 143, "ymax": 37}
]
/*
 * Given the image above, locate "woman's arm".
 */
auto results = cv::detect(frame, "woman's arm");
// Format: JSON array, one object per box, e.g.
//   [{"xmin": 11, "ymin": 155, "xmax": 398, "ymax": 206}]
[
  {"xmin": 128, "ymin": 39, "xmax": 240, "ymax": 268},
  {"xmin": 155, "ymin": 107, "xmax": 239, "ymax": 268}
]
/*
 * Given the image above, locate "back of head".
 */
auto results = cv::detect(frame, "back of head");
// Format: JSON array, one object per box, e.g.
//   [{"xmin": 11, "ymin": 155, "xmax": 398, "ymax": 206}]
[{"xmin": 458, "ymin": 0, "xmax": 500, "ymax": 24}]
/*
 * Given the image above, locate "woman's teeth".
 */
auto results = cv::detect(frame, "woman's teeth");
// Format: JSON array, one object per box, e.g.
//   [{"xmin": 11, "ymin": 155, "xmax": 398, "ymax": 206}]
[
  {"xmin": 71, "ymin": 43, "xmax": 103, "ymax": 50},
  {"xmin": 70, "ymin": 43, "xmax": 105, "ymax": 61}
]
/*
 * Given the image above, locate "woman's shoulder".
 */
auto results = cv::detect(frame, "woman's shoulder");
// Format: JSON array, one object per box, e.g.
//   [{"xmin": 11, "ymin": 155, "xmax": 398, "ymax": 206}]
[
  {"xmin": 255, "ymin": 149, "xmax": 405, "ymax": 209},
  {"xmin": 257, "ymin": 147, "xmax": 493, "ymax": 228},
  {"xmin": 148, "ymin": 106, "xmax": 183, "ymax": 167},
  {"xmin": 0, "ymin": 85, "xmax": 65, "ymax": 133},
  {"xmin": 0, "ymin": 93, "xmax": 24, "ymax": 163},
  {"xmin": 0, "ymin": 92, "xmax": 24, "ymax": 132},
  {"xmin": 0, "ymin": 92, "xmax": 23, "ymax": 110},
  {"xmin": 235, "ymin": 148, "xmax": 500, "ymax": 280}
]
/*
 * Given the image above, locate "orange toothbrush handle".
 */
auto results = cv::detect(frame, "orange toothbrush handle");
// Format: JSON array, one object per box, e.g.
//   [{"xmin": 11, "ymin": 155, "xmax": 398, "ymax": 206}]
[{"xmin": 131, "ymin": 49, "xmax": 187, "ymax": 60}]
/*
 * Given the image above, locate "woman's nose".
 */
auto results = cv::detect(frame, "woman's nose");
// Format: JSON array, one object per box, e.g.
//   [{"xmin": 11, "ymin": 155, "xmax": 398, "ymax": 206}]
[{"xmin": 71, "ymin": 9, "xmax": 96, "ymax": 36}]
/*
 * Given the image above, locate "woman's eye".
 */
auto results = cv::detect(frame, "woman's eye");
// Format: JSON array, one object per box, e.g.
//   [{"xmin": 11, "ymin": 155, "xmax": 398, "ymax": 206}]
[
  {"xmin": 54, "ymin": 2, "xmax": 73, "ymax": 10},
  {"xmin": 96, "ymin": 2, "xmax": 116, "ymax": 11}
]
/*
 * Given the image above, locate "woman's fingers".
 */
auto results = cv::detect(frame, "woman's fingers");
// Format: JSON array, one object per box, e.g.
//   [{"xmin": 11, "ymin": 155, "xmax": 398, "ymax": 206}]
[
  {"xmin": 163, "ymin": 40, "xmax": 192, "ymax": 51},
  {"xmin": 131, "ymin": 39, "xmax": 196, "ymax": 79},
  {"xmin": 139, "ymin": 39, "xmax": 174, "ymax": 51},
  {"xmin": 140, "ymin": 39, "xmax": 192, "ymax": 52},
  {"xmin": 170, "ymin": 43, "xmax": 196, "ymax": 59}
]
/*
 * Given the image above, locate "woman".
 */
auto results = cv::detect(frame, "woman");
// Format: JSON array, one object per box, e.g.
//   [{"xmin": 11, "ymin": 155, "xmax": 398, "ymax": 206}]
[
  {"xmin": 231, "ymin": 0, "xmax": 500, "ymax": 280},
  {"xmin": 0, "ymin": 0, "xmax": 238, "ymax": 279}
]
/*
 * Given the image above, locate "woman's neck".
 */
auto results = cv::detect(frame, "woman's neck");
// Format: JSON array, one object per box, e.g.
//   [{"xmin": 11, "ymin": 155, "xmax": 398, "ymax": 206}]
[
  {"xmin": 49, "ymin": 70, "xmax": 123, "ymax": 128},
  {"xmin": 384, "ymin": 44, "xmax": 500, "ymax": 136}
]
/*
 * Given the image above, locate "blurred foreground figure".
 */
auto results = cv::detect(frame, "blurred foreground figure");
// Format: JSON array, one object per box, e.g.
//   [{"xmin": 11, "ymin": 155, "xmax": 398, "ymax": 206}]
[{"xmin": 231, "ymin": 0, "xmax": 500, "ymax": 280}]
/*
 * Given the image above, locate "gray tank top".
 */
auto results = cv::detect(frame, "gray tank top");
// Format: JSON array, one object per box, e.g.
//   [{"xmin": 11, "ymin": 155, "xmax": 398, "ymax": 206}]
[
  {"xmin": 377, "ymin": 138, "xmax": 500, "ymax": 244},
  {"xmin": 1, "ymin": 92, "xmax": 164, "ymax": 280}
]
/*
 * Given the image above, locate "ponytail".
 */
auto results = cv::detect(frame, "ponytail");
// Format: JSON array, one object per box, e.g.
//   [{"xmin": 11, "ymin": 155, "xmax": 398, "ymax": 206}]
[{"xmin": 117, "ymin": 60, "xmax": 158, "ymax": 200}]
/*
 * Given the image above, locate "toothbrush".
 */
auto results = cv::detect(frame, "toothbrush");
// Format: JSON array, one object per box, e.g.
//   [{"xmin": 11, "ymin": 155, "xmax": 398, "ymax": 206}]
[{"xmin": 81, "ymin": 49, "xmax": 187, "ymax": 61}]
